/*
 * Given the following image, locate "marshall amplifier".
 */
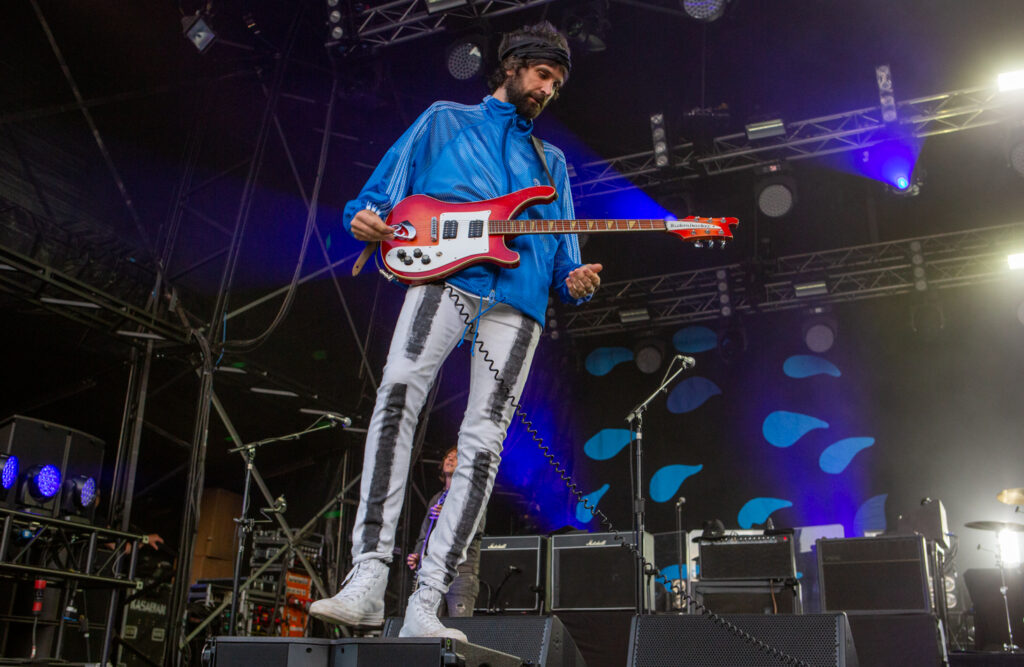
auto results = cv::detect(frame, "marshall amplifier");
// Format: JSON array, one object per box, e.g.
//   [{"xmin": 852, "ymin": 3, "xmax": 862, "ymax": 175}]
[
  {"xmin": 474, "ymin": 535, "xmax": 545, "ymax": 613},
  {"xmin": 549, "ymin": 531, "xmax": 654, "ymax": 611},
  {"xmin": 697, "ymin": 533, "xmax": 797, "ymax": 581}
]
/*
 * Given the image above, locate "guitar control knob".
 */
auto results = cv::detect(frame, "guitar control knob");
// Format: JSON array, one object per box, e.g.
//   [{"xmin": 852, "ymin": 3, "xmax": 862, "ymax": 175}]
[
  {"xmin": 413, "ymin": 248, "xmax": 423, "ymax": 258},
  {"xmin": 403, "ymin": 258, "xmax": 414, "ymax": 266},
  {"xmin": 421, "ymin": 256, "xmax": 431, "ymax": 265},
  {"xmin": 396, "ymin": 249, "xmax": 407, "ymax": 259}
]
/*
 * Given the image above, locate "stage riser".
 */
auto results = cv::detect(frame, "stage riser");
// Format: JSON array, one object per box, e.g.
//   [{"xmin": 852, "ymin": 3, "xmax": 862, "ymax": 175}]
[{"xmin": 208, "ymin": 637, "xmax": 522, "ymax": 667}]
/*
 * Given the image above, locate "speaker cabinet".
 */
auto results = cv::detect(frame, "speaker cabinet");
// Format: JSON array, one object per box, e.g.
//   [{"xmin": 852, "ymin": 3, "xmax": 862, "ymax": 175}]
[
  {"xmin": 690, "ymin": 580, "xmax": 802, "ymax": 614},
  {"xmin": 549, "ymin": 531, "xmax": 654, "ymax": 611},
  {"xmin": 845, "ymin": 613, "xmax": 945, "ymax": 666},
  {"xmin": 818, "ymin": 536, "xmax": 931, "ymax": 613},
  {"xmin": 383, "ymin": 615, "xmax": 585, "ymax": 667},
  {"xmin": 627, "ymin": 613, "xmax": 858, "ymax": 667},
  {"xmin": 474, "ymin": 535, "xmax": 545, "ymax": 613}
]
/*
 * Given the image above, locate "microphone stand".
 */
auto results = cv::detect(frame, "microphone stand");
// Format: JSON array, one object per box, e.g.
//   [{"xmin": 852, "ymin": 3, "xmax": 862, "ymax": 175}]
[
  {"xmin": 225, "ymin": 416, "xmax": 342, "ymax": 635},
  {"xmin": 624, "ymin": 356, "xmax": 695, "ymax": 615}
]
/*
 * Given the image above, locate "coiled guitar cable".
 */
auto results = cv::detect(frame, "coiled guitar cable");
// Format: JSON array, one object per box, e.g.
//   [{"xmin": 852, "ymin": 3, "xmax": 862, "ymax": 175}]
[{"xmin": 442, "ymin": 283, "xmax": 811, "ymax": 667}]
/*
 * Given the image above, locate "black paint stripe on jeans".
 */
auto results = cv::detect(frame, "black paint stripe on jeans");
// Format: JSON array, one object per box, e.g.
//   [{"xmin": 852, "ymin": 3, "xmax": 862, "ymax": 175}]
[
  {"xmin": 443, "ymin": 450, "xmax": 492, "ymax": 586},
  {"xmin": 361, "ymin": 382, "xmax": 406, "ymax": 553},
  {"xmin": 486, "ymin": 316, "xmax": 535, "ymax": 424},
  {"xmin": 405, "ymin": 283, "xmax": 443, "ymax": 361}
]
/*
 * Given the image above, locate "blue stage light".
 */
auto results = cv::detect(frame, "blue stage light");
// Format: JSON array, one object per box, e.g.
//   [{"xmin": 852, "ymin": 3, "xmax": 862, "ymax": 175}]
[
  {"xmin": 895, "ymin": 176, "xmax": 909, "ymax": 190},
  {"xmin": 1, "ymin": 455, "xmax": 17, "ymax": 490},
  {"xmin": 79, "ymin": 477, "xmax": 97, "ymax": 508},
  {"xmin": 29, "ymin": 464, "xmax": 62, "ymax": 499}
]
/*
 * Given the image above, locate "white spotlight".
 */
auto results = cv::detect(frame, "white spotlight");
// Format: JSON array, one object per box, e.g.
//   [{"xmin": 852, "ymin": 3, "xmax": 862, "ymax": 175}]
[
  {"xmin": 682, "ymin": 0, "xmax": 729, "ymax": 22},
  {"xmin": 999, "ymin": 529, "xmax": 1022, "ymax": 566},
  {"xmin": 998, "ymin": 69, "xmax": 1024, "ymax": 93},
  {"xmin": 1008, "ymin": 253, "xmax": 1024, "ymax": 270}
]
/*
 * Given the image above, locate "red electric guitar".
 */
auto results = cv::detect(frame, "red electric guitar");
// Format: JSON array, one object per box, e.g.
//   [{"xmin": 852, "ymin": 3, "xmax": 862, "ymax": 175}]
[{"xmin": 378, "ymin": 185, "xmax": 738, "ymax": 285}]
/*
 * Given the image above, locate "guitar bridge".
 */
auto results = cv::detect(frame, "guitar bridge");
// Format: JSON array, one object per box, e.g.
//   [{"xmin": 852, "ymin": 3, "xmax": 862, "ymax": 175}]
[{"xmin": 430, "ymin": 216, "xmax": 438, "ymax": 242}]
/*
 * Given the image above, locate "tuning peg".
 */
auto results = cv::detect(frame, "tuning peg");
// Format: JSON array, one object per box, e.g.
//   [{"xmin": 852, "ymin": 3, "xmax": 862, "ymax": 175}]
[
  {"xmin": 718, "ymin": 240, "xmax": 728, "ymax": 249},
  {"xmin": 694, "ymin": 241, "xmax": 706, "ymax": 249}
]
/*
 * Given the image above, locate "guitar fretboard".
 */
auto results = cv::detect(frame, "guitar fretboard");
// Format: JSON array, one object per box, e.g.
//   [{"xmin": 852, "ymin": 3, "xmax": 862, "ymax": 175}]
[{"xmin": 488, "ymin": 219, "xmax": 672, "ymax": 234}]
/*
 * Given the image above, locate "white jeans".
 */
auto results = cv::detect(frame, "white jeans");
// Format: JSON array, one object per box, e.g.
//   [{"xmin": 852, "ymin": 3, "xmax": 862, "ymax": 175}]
[{"xmin": 349, "ymin": 283, "xmax": 541, "ymax": 594}]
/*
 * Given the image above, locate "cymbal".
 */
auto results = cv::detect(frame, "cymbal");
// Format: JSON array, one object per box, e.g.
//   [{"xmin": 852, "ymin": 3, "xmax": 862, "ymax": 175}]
[
  {"xmin": 965, "ymin": 520, "xmax": 1024, "ymax": 533},
  {"xmin": 997, "ymin": 488, "xmax": 1024, "ymax": 505}
]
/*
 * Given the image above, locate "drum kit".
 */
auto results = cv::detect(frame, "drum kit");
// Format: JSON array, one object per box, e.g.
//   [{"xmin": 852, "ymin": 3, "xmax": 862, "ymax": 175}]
[{"xmin": 965, "ymin": 486, "xmax": 1024, "ymax": 652}]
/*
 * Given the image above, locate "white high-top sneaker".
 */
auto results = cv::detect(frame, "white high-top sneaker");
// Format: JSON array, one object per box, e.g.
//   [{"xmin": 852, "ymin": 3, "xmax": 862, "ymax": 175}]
[
  {"xmin": 309, "ymin": 558, "xmax": 389, "ymax": 628},
  {"xmin": 398, "ymin": 585, "xmax": 468, "ymax": 642}
]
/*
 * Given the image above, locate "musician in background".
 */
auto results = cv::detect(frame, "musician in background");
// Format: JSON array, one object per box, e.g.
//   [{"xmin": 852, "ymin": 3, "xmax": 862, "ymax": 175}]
[
  {"xmin": 309, "ymin": 21, "xmax": 602, "ymax": 641},
  {"xmin": 406, "ymin": 447, "xmax": 484, "ymax": 617}
]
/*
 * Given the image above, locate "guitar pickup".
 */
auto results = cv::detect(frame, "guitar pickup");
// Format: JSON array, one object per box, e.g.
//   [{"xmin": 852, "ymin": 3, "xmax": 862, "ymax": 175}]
[
  {"xmin": 442, "ymin": 220, "xmax": 458, "ymax": 239},
  {"xmin": 468, "ymin": 220, "xmax": 484, "ymax": 238}
]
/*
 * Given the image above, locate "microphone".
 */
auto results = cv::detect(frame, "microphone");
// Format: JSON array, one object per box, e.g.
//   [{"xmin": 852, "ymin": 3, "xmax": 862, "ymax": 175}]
[
  {"xmin": 675, "ymin": 497, "xmax": 686, "ymax": 508},
  {"xmin": 675, "ymin": 354, "xmax": 696, "ymax": 367},
  {"xmin": 324, "ymin": 412, "xmax": 353, "ymax": 427},
  {"xmin": 506, "ymin": 565, "xmax": 522, "ymax": 574}
]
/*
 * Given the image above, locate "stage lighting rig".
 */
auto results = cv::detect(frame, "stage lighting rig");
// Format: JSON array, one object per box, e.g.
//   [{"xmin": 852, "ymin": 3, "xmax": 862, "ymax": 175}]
[
  {"xmin": 62, "ymin": 475, "xmax": 98, "ymax": 518},
  {"xmin": 876, "ymin": 64, "xmax": 898, "ymax": 123},
  {"xmin": 885, "ymin": 171, "xmax": 924, "ymax": 197},
  {"xmin": 446, "ymin": 33, "xmax": 489, "ymax": 81},
  {"xmin": 998, "ymin": 69, "xmax": 1024, "ymax": 93},
  {"xmin": 0, "ymin": 454, "xmax": 17, "ymax": 497},
  {"xmin": 182, "ymin": 11, "xmax": 217, "ymax": 54},
  {"xmin": 650, "ymin": 113, "xmax": 670, "ymax": 168},
  {"xmin": 682, "ymin": 0, "xmax": 730, "ymax": 22}
]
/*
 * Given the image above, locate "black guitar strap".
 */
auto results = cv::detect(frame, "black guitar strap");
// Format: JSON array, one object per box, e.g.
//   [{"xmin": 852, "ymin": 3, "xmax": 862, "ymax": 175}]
[{"xmin": 530, "ymin": 135, "xmax": 558, "ymax": 194}]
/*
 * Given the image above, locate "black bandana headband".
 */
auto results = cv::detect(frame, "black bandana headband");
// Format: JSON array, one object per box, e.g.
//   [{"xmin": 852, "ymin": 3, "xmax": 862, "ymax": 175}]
[{"xmin": 499, "ymin": 35, "xmax": 572, "ymax": 74}]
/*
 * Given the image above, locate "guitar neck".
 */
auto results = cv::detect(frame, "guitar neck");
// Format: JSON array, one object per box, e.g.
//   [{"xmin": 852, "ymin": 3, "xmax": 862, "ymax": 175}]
[{"xmin": 489, "ymin": 219, "xmax": 670, "ymax": 235}]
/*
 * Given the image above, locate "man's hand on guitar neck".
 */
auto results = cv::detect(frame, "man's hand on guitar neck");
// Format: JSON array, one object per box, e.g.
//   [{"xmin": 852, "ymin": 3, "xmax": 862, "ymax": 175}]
[
  {"xmin": 351, "ymin": 209, "xmax": 395, "ymax": 242},
  {"xmin": 566, "ymin": 263, "xmax": 603, "ymax": 300}
]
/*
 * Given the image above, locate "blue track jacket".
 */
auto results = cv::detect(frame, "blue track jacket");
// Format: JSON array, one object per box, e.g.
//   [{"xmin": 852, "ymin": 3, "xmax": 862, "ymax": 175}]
[{"xmin": 343, "ymin": 95, "xmax": 587, "ymax": 326}]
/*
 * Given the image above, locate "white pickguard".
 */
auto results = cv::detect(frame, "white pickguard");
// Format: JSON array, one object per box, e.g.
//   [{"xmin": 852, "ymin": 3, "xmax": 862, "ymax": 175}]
[{"xmin": 384, "ymin": 209, "xmax": 492, "ymax": 275}]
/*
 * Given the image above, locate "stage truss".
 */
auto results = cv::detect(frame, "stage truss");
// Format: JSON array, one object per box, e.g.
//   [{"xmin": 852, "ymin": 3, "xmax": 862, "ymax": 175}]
[{"xmin": 555, "ymin": 222, "xmax": 1024, "ymax": 338}]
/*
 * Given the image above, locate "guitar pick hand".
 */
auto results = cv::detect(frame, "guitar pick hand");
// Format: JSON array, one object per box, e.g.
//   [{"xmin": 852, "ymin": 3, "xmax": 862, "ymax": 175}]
[{"xmin": 351, "ymin": 209, "xmax": 395, "ymax": 242}]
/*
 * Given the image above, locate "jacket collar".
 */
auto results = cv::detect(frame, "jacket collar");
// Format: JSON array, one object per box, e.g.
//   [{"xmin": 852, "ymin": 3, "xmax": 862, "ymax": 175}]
[{"xmin": 483, "ymin": 95, "xmax": 533, "ymax": 135}]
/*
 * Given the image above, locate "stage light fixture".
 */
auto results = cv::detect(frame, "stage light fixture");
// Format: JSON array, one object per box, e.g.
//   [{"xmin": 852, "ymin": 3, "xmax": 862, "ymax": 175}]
[
  {"xmin": 876, "ymin": 64, "xmax": 897, "ymax": 123},
  {"xmin": 999, "ymin": 529, "xmax": 1021, "ymax": 567},
  {"xmin": 682, "ymin": 0, "xmax": 729, "ymax": 22},
  {"xmin": 885, "ymin": 172, "xmax": 922, "ymax": 197},
  {"xmin": 425, "ymin": 0, "xmax": 467, "ymax": 14},
  {"xmin": 802, "ymin": 308, "xmax": 837, "ymax": 353},
  {"xmin": 26, "ymin": 464, "xmax": 62, "ymax": 500},
  {"xmin": 650, "ymin": 113, "xmax": 670, "ymax": 168},
  {"xmin": 65, "ymin": 475, "xmax": 97, "ymax": 510},
  {"xmin": 998, "ymin": 69, "xmax": 1024, "ymax": 93},
  {"xmin": 634, "ymin": 338, "xmax": 665, "ymax": 374},
  {"xmin": 446, "ymin": 34, "xmax": 488, "ymax": 81},
  {"xmin": 1, "ymin": 454, "xmax": 18, "ymax": 491},
  {"xmin": 793, "ymin": 280, "xmax": 828, "ymax": 298},
  {"xmin": 182, "ymin": 12, "xmax": 217, "ymax": 54},
  {"xmin": 1008, "ymin": 253, "xmax": 1024, "ymax": 270},
  {"xmin": 562, "ymin": 4, "xmax": 610, "ymax": 54},
  {"xmin": 745, "ymin": 118, "xmax": 786, "ymax": 141},
  {"xmin": 618, "ymin": 307, "xmax": 650, "ymax": 324},
  {"xmin": 754, "ymin": 162, "xmax": 796, "ymax": 218}
]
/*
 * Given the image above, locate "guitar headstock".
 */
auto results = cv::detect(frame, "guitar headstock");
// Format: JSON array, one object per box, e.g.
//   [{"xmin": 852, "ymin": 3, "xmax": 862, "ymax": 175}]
[{"xmin": 665, "ymin": 216, "xmax": 739, "ymax": 248}]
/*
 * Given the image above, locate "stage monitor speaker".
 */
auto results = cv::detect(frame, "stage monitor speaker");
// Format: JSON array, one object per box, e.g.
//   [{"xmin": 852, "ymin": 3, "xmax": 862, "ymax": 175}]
[
  {"xmin": 383, "ymin": 614, "xmax": 585, "ymax": 667},
  {"xmin": 690, "ymin": 579, "xmax": 802, "ymax": 614},
  {"xmin": 549, "ymin": 531, "xmax": 654, "ymax": 611},
  {"xmin": 474, "ymin": 534, "xmax": 545, "ymax": 613},
  {"xmin": 627, "ymin": 613, "xmax": 858, "ymax": 667},
  {"xmin": 818, "ymin": 536, "xmax": 932, "ymax": 613},
  {"xmin": 698, "ymin": 533, "xmax": 797, "ymax": 580},
  {"xmin": 843, "ymin": 613, "xmax": 945, "ymax": 667}
]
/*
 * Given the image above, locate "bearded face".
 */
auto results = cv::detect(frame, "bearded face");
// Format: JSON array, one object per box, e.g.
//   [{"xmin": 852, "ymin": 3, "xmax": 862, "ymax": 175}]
[{"xmin": 501, "ymin": 63, "xmax": 565, "ymax": 119}]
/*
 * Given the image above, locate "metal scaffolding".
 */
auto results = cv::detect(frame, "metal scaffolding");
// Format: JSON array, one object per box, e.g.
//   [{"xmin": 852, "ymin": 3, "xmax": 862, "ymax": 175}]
[{"xmin": 556, "ymin": 222, "xmax": 1024, "ymax": 337}]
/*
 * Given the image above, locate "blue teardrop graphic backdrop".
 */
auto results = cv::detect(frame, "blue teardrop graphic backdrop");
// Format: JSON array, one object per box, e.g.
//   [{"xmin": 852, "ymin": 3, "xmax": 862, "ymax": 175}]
[
  {"xmin": 738, "ymin": 497, "xmax": 793, "ymax": 528},
  {"xmin": 649, "ymin": 464, "xmax": 703, "ymax": 502},
  {"xmin": 575, "ymin": 484, "xmax": 610, "ymax": 523},
  {"xmin": 784, "ymin": 355, "xmax": 842, "ymax": 378},
  {"xmin": 584, "ymin": 429, "xmax": 633, "ymax": 461},
  {"xmin": 585, "ymin": 347, "xmax": 633, "ymax": 376},
  {"xmin": 819, "ymin": 437, "xmax": 875, "ymax": 474},
  {"xmin": 762, "ymin": 411, "xmax": 829, "ymax": 447},
  {"xmin": 666, "ymin": 377, "xmax": 722, "ymax": 413},
  {"xmin": 673, "ymin": 326, "xmax": 718, "ymax": 353},
  {"xmin": 854, "ymin": 494, "xmax": 888, "ymax": 536}
]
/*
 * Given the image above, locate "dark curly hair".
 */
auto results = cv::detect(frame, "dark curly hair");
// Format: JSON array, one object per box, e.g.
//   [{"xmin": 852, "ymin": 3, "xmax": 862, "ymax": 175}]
[{"xmin": 486, "ymin": 21, "xmax": 571, "ymax": 93}]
